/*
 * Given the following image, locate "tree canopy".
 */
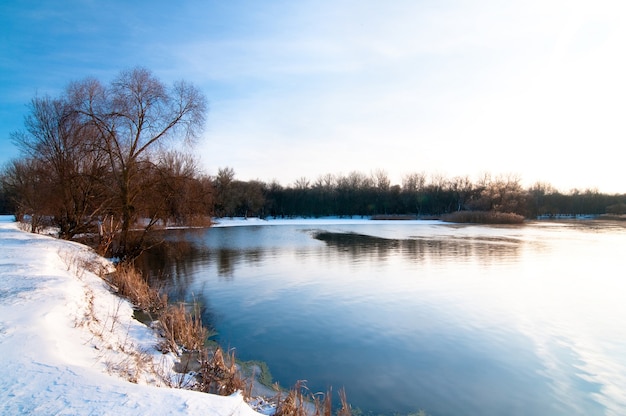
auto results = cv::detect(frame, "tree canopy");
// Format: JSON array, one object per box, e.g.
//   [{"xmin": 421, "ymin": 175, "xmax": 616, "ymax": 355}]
[{"xmin": 3, "ymin": 67, "xmax": 208, "ymax": 257}]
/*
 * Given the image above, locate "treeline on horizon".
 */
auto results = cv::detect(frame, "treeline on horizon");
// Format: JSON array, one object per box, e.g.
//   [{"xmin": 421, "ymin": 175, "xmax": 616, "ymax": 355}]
[
  {"xmin": 210, "ymin": 167, "xmax": 626, "ymax": 219},
  {"xmin": 1, "ymin": 67, "xmax": 626, "ymax": 258},
  {"xmin": 4, "ymin": 155, "xmax": 626, "ymax": 229}
]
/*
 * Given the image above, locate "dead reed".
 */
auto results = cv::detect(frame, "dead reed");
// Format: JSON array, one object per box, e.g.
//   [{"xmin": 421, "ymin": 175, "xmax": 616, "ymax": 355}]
[
  {"xmin": 105, "ymin": 263, "xmax": 354, "ymax": 413},
  {"xmin": 157, "ymin": 302, "xmax": 208, "ymax": 353},
  {"xmin": 196, "ymin": 347, "xmax": 249, "ymax": 396},
  {"xmin": 106, "ymin": 263, "xmax": 208, "ymax": 356},
  {"xmin": 275, "ymin": 380, "xmax": 309, "ymax": 416},
  {"xmin": 106, "ymin": 262, "xmax": 166, "ymax": 313},
  {"xmin": 274, "ymin": 382, "xmax": 352, "ymax": 416}
]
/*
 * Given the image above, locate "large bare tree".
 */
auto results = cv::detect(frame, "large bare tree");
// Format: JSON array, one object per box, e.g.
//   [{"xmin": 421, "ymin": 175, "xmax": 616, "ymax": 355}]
[{"xmin": 72, "ymin": 67, "xmax": 207, "ymax": 257}]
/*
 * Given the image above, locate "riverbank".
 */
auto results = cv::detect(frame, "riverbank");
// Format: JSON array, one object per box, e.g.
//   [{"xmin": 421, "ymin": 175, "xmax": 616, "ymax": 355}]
[{"xmin": 0, "ymin": 216, "xmax": 264, "ymax": 415}]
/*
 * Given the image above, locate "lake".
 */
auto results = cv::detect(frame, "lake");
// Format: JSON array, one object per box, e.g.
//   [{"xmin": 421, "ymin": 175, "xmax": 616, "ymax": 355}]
[{"xmin": 139, "ymin": 218, "xmax": 626, "ymax": 416}]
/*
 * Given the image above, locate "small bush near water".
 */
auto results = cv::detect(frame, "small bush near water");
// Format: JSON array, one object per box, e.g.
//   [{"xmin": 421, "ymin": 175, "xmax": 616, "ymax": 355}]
[{"xmin": 441, "ymin": 210, "xmax": 525, "ymax": 224}]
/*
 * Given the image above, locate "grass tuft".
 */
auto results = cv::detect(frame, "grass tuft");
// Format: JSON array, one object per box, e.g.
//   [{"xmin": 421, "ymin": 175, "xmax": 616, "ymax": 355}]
[
  {"xmin": 157, "ymin": 302, "xmax": 208, "ymax": 354},
  {"xmin": 106, "ymin": 262, "xmax": 166, "ymax": 313},
  {"xmin": 273, "ymin": 382, "xmax": 353, "ymax": 416},
  {"xmin": 196, "ymin": 347, "xmax": 248, "ymax": 396},
  {"xmin": 275, "ymin": 380, "xmax": 309, "ymax": 416}
]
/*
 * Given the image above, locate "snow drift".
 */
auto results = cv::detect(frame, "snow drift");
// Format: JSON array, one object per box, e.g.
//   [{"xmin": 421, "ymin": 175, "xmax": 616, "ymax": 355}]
[{"xmin": 0, "ymin": 216, "xmax": 261, "ymax": 415}]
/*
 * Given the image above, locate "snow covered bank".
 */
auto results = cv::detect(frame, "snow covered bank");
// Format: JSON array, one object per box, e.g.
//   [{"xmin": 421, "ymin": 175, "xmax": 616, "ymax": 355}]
[{"xmin": 0, "ymin": 216, "xmax": 261, "ymax": 415}]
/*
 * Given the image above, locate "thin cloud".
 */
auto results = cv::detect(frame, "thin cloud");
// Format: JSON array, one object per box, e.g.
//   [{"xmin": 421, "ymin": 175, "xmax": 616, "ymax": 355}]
[{"xmin": 2, "ymin": 0, "xmax": 626, "ymax": 192}]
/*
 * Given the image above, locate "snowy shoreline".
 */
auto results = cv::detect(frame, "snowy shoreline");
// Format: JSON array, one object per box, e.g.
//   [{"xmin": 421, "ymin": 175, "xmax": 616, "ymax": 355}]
[{"xmin": 0, "ymin": 215, "xmax": 263, "ymax": 415}]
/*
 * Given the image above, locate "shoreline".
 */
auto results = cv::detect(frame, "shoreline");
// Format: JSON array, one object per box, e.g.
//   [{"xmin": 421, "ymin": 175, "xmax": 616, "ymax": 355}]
[{"xmin": 0, "ymin": 216, "xmax": 264, "ymax": 415}]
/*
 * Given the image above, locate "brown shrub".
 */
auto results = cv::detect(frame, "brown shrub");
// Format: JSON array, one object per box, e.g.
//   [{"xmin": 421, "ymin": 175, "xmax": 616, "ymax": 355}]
[
  {"xmin": 441, "ymin": 210, "xmax": 525, "ymax": 224},
  {"xmin": 196, "ymin": 347, "xmax": 248, "ymax": 396},
  {"xmin": 106, "ymin": 262, "xmax": 166, "ymax": 313},
  {"xmin": 157, "ymin": 302, "xmax": 208, "ymax": 353}
]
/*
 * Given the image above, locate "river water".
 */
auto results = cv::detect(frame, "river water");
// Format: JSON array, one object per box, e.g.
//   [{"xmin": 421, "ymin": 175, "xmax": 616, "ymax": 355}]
[{"xmin": 140, "ymin": 219, "xmax": 626, "ymax": 416}]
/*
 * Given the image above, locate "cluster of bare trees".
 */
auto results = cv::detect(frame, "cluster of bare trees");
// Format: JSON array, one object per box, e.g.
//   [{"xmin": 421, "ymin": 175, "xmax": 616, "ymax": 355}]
[
  {"xmin": 1, "ymin": 68, "xmax": 209, "ymax": 257},
  {"xmin": 207, "ymin": 170, "xmax": 529, "ymax": 218},
  {"xmin": 2, "ymin": 67, "xmax": 625, "ymax": 253},
  {"xmin": 209, "ymin": 169, "xmax": 626, "ymax": 219}
]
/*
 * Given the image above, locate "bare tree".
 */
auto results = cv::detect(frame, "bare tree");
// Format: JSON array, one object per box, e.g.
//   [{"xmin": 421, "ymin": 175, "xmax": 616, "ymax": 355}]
[
  {"xmin": 213, "ymin": 167, "xmax": 236, "ymax": 217},
  {"xmin": 1, "ymin": 158, "xmax": 51, "ymax": 232},
  {"xmin": 402, "ymin": 172, "xmax": 426, "ymax": 193},
  {"xmin": 469, "ymin": 173, "xmax": 526, "ymax": 214},
  {"xmin": 293, "ymin": 176, "xmax": 310, "ymax": 190},
  {"xmin": 233, "ymin": 180, "xmax": 265, "ymax": 218},
  {"xmin": 449, "ymin": 175, "xmax": 474, "ymax": 211},
  {"xmin": 371, "ymin": 169, "xmax": 390, "ymax": 191},
  {"xmin": 314, "ymin": 173, "xmax": 337, "ymax": 190},
  {"xmin": 148, "ymin": 151, "xmax": 213, "ymax": 226},
  {"xmin": 11, "ymin": 95, "xmax": 109, "ymax": 238},
  {"xmin": 73, "ymin": 67, "xmax": 207, "ymax": 257}
]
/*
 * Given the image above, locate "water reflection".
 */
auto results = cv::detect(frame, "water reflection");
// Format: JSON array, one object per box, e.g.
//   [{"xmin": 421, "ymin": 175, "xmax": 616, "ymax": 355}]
[
  {"xmin": 312, "ymin": 230, "xmax": 522, "ymax": 266},
  {"xmin": 137, "ymin": 221, "xmax": 626, "ymax": 416},
  {"xmin": 141, "ymin": 227, "xmax": 524, "ymax": 290}
]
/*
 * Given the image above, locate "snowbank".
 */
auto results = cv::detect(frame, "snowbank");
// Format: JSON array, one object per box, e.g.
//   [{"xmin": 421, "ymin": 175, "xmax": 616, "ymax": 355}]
[{"xmin": 0, "ymin": 216, "xmax": 261, "ymax": 415}]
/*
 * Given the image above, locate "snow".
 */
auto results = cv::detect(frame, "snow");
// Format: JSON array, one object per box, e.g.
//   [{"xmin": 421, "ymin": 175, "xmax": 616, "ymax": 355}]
[
  {"xmin": 211, "ymin": 216, "xmax": 371, "ymax": 227},
  {"xmin": 0, "ymin": 215, "xmax": 263, "ymax": 415},
  {"xmin": 211, "ymin": 216, "xmax": 439, "ymax": 227}
]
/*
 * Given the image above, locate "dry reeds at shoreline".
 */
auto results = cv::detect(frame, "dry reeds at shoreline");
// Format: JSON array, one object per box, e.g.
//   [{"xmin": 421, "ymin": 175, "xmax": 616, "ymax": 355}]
[
  {"xmin": 275, "ymin": 381, "xmax": 352, "ymax": 416},
  {"xmin": 441, "ymin": 210, "xmax": 525, "ymax": 224},
  {"xmin": 197, "ymin": 347, "xmax": 248, "ymax": 396},
  {"xmin": 105, "ymin": 263, "xmax": 209, "ymax": 356},
  {"xmin": 104, "ymin": 261, "xmax": 355, "ymax": 415},
  {"xmin": 157, "ymin": 303, "xmax": 208, "ymax": 353},
  {"xmin": 107, "ymin": 262, "xmax": 167, "ymax": 313}
]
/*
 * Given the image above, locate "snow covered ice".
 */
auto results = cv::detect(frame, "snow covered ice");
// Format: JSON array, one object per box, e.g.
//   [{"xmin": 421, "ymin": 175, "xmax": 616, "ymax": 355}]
[{"xmin": 0, "ymin": 216, "xmax": 262, "ymax": 415}]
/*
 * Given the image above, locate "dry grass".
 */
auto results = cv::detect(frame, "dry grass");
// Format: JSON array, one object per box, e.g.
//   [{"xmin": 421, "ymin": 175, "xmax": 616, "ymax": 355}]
[
  {"xmin": 273, "ymin": 382, "xmax": 352, "ymax": 416},
  {"xmin": 68, "ymin": 247, "xmax": 357, "ymax": 412},
  {"xmin": 104, "ymin": 262, "xmax": 212, "ymax": 362},
  {"xmin": 108, "ymin": 262, "xmax": 209, "ymax": 355},
  {"xmin": 106, "ymin": 262, "xmax": 166, "ymax": 313},
  {"xmin": 104, "ymin": 347, "xmax": 153, "ymax": 384},
  {"xmin": 441, "ymin": 210, "xmax": 525, "ymax": 224},
  {"xmin": 196, "ymin": 347, "xmax": 249, "ymax": 396},
  {"xmin": 336, "ymin": 388, "xmax": 351, "ymax": 416},
  {"xmin": 275, "ymin": 380, "xmax": 309, "ymax": 416},
  {"xmin": 157, "ymin": 302, "xmax": 208, "ymax": 354}
]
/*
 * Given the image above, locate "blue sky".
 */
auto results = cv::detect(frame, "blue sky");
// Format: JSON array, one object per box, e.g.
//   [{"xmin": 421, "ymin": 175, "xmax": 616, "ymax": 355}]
[{"xmin": 2, "ymin": 1, "xmax": 626, "ymax": 192}]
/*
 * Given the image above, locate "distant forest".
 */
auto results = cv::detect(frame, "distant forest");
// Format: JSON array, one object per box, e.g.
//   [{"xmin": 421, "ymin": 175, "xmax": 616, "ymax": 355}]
[
  {"xmin": 210, "ymin": 167, "xmax": 626, "ymax": 219},
  {"xmin": 4, "ymin": 160, "xmax": 625, "ymax": 226},
  {"xmin": 1, "ymin": 67, "xmax": 625, "ymax": 257}
]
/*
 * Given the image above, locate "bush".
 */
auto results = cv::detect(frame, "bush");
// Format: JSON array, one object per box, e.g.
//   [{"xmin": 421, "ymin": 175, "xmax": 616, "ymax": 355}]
[{"xmin": 441, "ymin": 210, "xmax": 525, "ymax": 224}]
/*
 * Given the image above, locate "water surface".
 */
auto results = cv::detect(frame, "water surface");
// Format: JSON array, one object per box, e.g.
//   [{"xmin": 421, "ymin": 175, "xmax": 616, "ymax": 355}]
[{"xmin": 141, "ymin": 219, "xmax": 626, "ymax": 416}]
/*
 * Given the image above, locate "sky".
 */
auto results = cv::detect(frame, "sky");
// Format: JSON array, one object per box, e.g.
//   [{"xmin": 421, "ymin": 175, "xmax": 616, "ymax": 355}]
[{"xmin": 1, "ymin": 0, "xmax": 626, "ymax": 193}]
